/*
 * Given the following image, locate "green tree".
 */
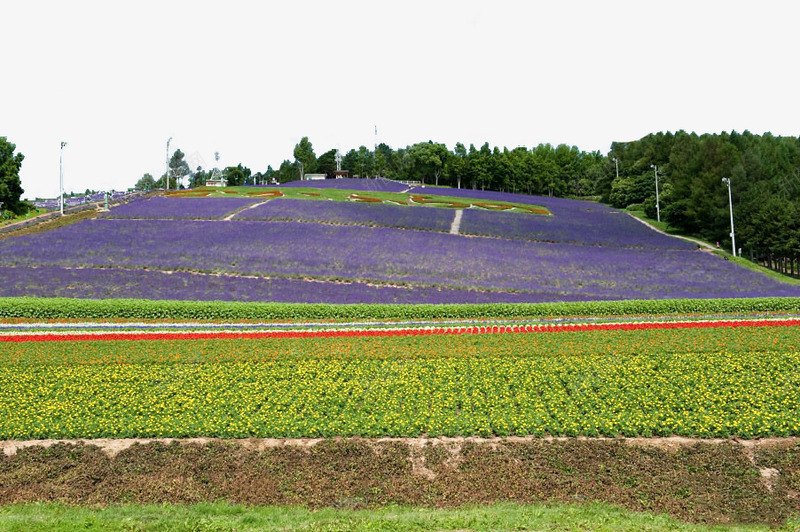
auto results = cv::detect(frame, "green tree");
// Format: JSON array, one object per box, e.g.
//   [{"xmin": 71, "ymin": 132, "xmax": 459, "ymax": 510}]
[
  {"xmin": 134, "ymin": 173, "xmax": 156, "ymax": 191},
  {"xmin": 445, "ymin": 142, "xmax": 468, "ymax": 189},
  {"xmin": 168, "ymin": 149, "xmax": 191, "ymax": 189},
  {"xmin": 224, "ymin": 164, "xmax": 251, "ymax": 186},
  {"xmin": 356, "ymin": 146, "xmax": 373, "ymax": 177},
  {"xmin": 293, "ymin": 137, "xmax": 317, "ymax": 175},
  {"xmin": 316, "ymin": 149, "xmax": 338, "ymax": 178},
  {"xmin": 375, "ymin": 143, "xmax": 395, "ymax": 177},
  {"xmin": 273, "ymin": 160, "xmax": 297, "ymax": 183},
  {"xmin": 408, "ymin": 141, "xmax": 448, "ymax": 185},
  {"xmin": 0, "ymin": 137, "xmax": 25, "ymax": 215},
  {"xmin": 190, "ymin": 167, "xmax": 208, "ymax": 188}
]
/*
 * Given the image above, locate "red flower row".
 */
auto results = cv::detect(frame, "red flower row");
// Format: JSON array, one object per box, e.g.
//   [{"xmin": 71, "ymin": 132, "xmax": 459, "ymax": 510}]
[{"xmin": 2, "ymin": 319, "xmax": 797, "ymax": 343}]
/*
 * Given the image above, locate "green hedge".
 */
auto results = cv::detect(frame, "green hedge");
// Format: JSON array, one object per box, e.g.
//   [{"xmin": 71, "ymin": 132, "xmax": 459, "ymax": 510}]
[{"xmin": 1, "ymin": 297, "xmax": 800, "ymax": 321}]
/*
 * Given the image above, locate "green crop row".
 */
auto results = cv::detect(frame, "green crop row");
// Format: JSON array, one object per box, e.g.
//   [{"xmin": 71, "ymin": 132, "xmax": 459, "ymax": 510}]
[{"xmin": 2, "ymin": 296, "xmax": 800, "ymax": 321}]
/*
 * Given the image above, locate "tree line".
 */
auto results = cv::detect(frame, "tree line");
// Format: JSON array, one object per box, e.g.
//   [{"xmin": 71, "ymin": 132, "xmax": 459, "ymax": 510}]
[{"xmin": 606, "ymin": 131, "xmax": 800, "ymax": 275}]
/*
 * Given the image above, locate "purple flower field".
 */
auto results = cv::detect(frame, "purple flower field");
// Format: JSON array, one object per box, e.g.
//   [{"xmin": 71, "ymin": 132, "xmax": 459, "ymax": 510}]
[
  {"xmin": 2, "ymin": 216, "xmax": 800, "ymax": 302},
  {"xmin": 459, "ymin": 208, "xmax": 694, "ymax": 249},
  {"xmin": 102, "ymin": 196, "xmax": 261, "ymax": 220},
  {"xmin": 0, "ymin": 266, "xmax": 585, "ymax": 304},
  {"xmin": 407, "ymin": 186, "xmax": 609, "ymax": 211},
  {"xmin": 233, "ymin": 198, "xmax": 453, "ymax": 232}
]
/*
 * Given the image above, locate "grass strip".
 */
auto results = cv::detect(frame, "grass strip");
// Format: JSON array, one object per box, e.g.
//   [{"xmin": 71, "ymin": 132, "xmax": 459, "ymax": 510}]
[
  {"xmin": 0, "ymin": 501, "xmax": 780, "ymax": 531},
  {"xmin": 3, "ymin": 297, "xmax": 800, "ymax": 321}
]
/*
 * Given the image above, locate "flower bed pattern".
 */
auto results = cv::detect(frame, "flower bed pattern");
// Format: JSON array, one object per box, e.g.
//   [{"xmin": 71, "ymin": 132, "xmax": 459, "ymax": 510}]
[
  {"xmin": 232, "ymin": 198, "xmax": 453, "ymax": 232},
  {"xmin": 2, "ymin": 316, "xmax": 798, "ymax": 343}
]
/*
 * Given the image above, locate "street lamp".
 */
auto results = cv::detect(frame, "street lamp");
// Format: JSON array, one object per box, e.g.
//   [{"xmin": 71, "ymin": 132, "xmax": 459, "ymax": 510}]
[
  {"xmin": 722, "ymin": 177, "xmax": 736, "ymax": 256},
  {"xmin": 59, "ymin": 141, "xmax": 68, "ymax": 215},
  {"xmin": 650, "ymin": 164, "xmax": 660, "ymax": 223},
  {"xmin": 612, "ymin": 157, "xmax": 619, "ymax": 180},
  {"xmin": 165, "ymin": 137, "xmax": 173, "ymax": 190}
]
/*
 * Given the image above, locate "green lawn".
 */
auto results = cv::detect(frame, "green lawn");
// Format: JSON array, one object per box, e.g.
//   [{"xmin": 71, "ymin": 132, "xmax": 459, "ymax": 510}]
[
  {"xmin": 0, "ymin": 501, "xmax": 789, "ymax": 532},
  {"xmin": 169, "ymin": 186, "xmax": 550, "ymax": 215}
]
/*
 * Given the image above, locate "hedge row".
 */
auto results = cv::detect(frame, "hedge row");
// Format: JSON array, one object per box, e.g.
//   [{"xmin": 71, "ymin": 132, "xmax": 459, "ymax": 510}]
[{"xmin": 2, "ymin": 297, "xmax": 800, "ymax": 321}]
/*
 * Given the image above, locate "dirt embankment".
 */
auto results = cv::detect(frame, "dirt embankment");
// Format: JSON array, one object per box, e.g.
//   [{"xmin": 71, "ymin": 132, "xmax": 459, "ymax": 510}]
[{"xmin": 2, "ymin": 436, "xmax": 799, "ymax": 526}]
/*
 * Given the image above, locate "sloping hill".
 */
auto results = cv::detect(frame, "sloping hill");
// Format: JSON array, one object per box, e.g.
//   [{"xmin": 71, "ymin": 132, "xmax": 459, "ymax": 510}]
[{"xmin": 1, "ymin": 180, "xmax": 798, "ymax": 303}]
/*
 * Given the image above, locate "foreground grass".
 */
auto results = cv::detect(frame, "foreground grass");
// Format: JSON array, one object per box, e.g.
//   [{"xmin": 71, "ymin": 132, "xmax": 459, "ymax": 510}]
[{"xmin": 0, "ymin": 501, "xmax": 789, "ymax": 532}]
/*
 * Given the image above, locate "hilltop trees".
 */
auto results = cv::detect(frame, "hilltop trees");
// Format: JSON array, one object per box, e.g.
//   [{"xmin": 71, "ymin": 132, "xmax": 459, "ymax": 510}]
[
  {"xmin": 293, "ymin": 137, "xmax": 317, "ymax": 176},
  {"xmin": 134, "ymin": 173, "xmax": 156, "ymax": 191},
  {"xmin": 224, "ymin": 164, "xmax": 252, "ymax": 186},
  {"xmin": 169, "ymin": 149, "xmax": 191, "ymax": 188},
  {"xmin": 607, "ymin": 130, "xmax": 800, "ymax": 272},
  {"xmin": 408, "ymin": 142, "xmax": 449, "ymax": 185},
  {"xmin": 0, "ymin": 137, "xmax": 25, "ymax": 215}
]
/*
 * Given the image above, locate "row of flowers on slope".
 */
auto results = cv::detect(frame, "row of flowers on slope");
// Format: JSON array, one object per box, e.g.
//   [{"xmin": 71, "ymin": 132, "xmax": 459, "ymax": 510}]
[{"xmin": 2, "ymin": 317, "xmax": 798, "ymax": 342}]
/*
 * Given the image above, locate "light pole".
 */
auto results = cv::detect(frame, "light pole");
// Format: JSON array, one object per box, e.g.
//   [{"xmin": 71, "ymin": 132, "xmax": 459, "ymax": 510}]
[
  {"xmin": 722, "ymin": 177, "xmax": 736, "ymax": 256},
  {"xmin": 612, "ymin": 157, "xmax": 619, "ymax": 180},
  {"xmin": 165, "ymin": 137, "xmax": 173, "ymax": 190},
  {"xmin": 650, "ymin": 164, "xmax": 660, "ymax": 223},
  {"xmin": 59, "ymin": 141, "xmax": 68, "ymax": 215}
]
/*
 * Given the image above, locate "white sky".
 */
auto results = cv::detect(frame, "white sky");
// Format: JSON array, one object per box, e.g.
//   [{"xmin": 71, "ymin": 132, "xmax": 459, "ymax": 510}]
[{"xmin": 3, "ymin": 0, "xmax": 799, "ymax": 200}]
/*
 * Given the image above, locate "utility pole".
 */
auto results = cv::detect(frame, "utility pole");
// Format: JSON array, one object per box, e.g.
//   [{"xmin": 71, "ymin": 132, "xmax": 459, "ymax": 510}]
[
  {"xmin": 722, "ymin": 177, "xmax": 736, "ymax": 256},
  {"xmin": 166, "ymin": 137, "xmax": 173, "ymax": 190},
  {"xmin": 59, "ymin": 141, "xmax": 68, "ymax": 215},
  {"xmin": 650, "ymin": 164, "xmax": 660, "ymax": 223}
]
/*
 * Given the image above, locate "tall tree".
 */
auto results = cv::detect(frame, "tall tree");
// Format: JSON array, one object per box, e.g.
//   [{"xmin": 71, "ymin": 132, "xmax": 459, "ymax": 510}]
[
  {"xmin": 293, "ymin": 137, "xmax": 317, "ymax": 175},
  {"xmin": 169, "ymin": 149, "xmax": 191, "ymax": 188},
  {"xmin": 356, "ymin": 146, "xmax": 373, "ymax": 177},
  {"xmin": 408, "ymin": 141, "xmax": 448, "ymax": 185},
  {"xmin": 0, "ymin": 137, "xmax": 26, "ymax": 215},
  {"xmin": 316, "ymin": 149, "xmax": 338, "ymax": 178}
]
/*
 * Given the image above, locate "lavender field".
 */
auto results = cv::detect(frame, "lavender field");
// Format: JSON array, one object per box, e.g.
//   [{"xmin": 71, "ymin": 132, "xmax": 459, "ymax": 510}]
[
  {"xmin": 459, "ymin": 208, "xmax": 694, "ymax": 248},
  {"xmin": 233, "ymin": 198, "xmax": 453, "ymax": 232},
  {"xmin": 102, "ymin": 196, "xmax": 261, "ymax": 220},
  {"xmin": 2, "ymin": 184, "xmax": 799, "ymax": 303}
]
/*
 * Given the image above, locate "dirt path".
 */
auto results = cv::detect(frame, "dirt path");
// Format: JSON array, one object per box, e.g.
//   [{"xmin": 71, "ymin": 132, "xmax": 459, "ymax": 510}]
[
  {"xmin": 449, "ymin": 209, "xmax": 463, "ymax": 234},
  {"xmin": 3, "ymin": 435, "xmax": 797, "ymax": 457},
  {"xmin": 626, "ymin": 213, "xmax": 717, "ymax": 251}
]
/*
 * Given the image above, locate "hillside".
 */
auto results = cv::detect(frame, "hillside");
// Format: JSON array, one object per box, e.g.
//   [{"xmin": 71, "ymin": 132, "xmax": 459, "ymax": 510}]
[
  {"xmin": 0, "ymin": 178, "xmax": 798, "ymax": 303},
  {"xmin": 3, "ymin": 180, "xmax": 800, "ymax": 527}
]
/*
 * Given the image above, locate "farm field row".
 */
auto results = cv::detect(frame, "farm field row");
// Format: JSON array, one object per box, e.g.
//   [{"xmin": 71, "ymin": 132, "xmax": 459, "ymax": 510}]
[{"xmin": 1, "ymin": 318, "xmax": 799, "ymax": 440}]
